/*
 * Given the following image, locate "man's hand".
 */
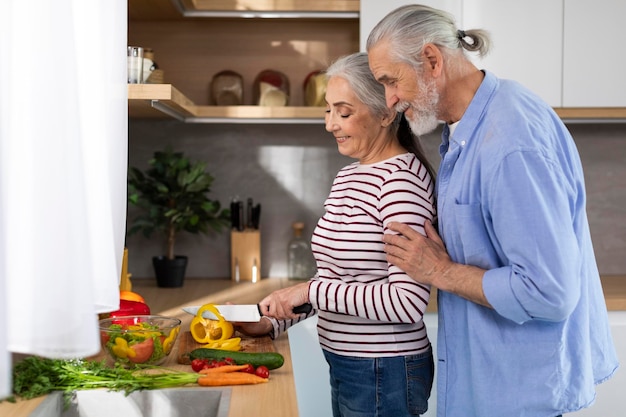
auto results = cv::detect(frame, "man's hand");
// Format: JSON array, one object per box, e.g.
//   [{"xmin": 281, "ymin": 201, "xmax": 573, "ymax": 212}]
[
  {"xmin": 383, "ymin": 220, "xmax": 451, "ymax": 287},
  {"xmin": 384, "ymin": 220, "xmax": 491, "ymax": 307}
]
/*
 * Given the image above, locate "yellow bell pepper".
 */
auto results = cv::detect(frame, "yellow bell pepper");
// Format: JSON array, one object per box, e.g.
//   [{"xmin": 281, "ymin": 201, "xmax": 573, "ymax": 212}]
[
  {"xmin": 189, "ymin": 303, "xmax": 235, "ymax": 344},
  {"xmin": 111, "ymin": 337, "xmax": 137, "ymax": 359},
  {"xmin": 162, "ymin": 326, "xmax": 180, "ymax": 354},
  {"xmin": 201, "ymin": 337, "xmax": 242, "ymax": 351}
]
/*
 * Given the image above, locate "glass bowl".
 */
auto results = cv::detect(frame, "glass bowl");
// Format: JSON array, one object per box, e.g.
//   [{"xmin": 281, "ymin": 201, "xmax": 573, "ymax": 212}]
[{"xmin": 99, "ymin": 315, "xmax": 181, "ymax": 366}]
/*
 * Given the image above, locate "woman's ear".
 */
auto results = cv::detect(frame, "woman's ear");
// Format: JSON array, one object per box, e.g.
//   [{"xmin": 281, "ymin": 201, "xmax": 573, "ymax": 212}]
[{"xmin": 381, "ymin": 110, "xmax": 397, "ymax": 128}]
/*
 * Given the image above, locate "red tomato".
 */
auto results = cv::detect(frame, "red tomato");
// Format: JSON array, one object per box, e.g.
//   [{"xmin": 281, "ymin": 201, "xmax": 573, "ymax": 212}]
[
  {"xmin": 128, "ymin": 337, "xmax": 154, "ymax": 364},
  {"xmin": 240, "ymin": 364, "xmax": 255, "ymax": 374},
  {"xmin": 255, "ymin": 365, "xmax": 270, "ymax": 379},
  {"xmin": 191, "ymin": 358, "xmax": 208, "ymax": 372}
]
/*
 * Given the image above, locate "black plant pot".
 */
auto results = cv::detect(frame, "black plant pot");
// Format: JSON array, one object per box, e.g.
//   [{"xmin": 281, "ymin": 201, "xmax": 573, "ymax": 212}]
[{"xmin": 152, "ymin": 255, "xmax": 188, "ymax": 288}]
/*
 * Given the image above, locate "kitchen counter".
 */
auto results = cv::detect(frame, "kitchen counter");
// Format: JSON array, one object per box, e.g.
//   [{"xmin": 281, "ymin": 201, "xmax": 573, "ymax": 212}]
[
  {"xmin": 0, "ymin": 278, "xmax": 300, "ymax": 417},
  {"xmin": 2, "ymin": 275, "xmax": 625, "ymax": 417}
]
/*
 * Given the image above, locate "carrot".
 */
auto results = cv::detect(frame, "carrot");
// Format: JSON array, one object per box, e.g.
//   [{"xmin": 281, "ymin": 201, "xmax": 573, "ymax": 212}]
[
  {"xmin": 197, "ymin": 372, "xmax": 268, "ymax": 386},
  {"xmin": 198, "ymin": 364, "xmax": 250, "ymax": 374}
]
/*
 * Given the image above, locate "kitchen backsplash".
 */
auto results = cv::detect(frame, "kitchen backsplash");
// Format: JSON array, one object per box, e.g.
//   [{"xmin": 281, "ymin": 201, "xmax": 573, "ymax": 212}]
[{"xmin": 127, "ymin": 121, "xmax": 626, "ymax": 279}]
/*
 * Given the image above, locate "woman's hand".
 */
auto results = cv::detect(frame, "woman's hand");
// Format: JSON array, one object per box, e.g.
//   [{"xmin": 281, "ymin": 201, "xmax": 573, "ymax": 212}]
[
  {"xmin": 233, "ymin": 317, "xmax": 273, "ymax": 337},
  {"xmin": 258, "ymin": 282, "xmax": 310, "ymax": 320}
]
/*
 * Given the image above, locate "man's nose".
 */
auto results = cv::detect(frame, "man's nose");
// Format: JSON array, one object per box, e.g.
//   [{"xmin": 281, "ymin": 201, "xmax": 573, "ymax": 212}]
[{"xmin": 385, "ymin": 88, "xmax": 399, "ymax": 109}]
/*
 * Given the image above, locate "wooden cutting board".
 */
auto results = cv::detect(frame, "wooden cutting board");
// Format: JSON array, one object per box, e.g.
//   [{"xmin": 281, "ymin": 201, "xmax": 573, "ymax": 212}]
[{"xmin": 177, "ymin": 331, "xmax": 275, "ymax": 364}]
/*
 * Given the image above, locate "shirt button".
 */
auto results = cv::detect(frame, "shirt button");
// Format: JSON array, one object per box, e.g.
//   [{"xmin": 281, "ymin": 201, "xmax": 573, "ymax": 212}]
[{"xmin": 461, "ymin": 140, "xmax": 466, "ymax": 146}]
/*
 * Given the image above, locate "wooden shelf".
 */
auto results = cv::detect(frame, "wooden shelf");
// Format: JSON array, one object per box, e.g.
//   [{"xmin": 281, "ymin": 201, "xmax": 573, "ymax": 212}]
[
  {"xmin": 129, "ymin": 84, "xmax": 326, "ymax": 123},
  {"xmin": 130, "ymin": 84, "xmax": 626, "ymax": 123},
  {"xmin": 553, "ymin": 107, "xmax": 626, "ymax": 121}
]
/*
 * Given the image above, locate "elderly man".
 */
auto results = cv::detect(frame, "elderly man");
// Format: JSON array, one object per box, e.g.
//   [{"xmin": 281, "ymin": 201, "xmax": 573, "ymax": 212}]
[{"xmin": 367, "ymin": 4, "xmax": 618, "ymax": 417}]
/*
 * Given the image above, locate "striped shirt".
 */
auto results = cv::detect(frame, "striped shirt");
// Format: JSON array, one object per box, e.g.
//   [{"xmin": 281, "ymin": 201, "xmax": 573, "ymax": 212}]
[{"xmin": 307, "ymin": 152, "xmax": 435, "ymax": 357}]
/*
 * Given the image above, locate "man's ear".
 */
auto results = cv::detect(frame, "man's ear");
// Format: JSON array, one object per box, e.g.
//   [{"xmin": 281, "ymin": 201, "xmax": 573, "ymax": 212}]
[{"xmin": 422, "ymin": 43, "xmax": 443, "ymax": 77}]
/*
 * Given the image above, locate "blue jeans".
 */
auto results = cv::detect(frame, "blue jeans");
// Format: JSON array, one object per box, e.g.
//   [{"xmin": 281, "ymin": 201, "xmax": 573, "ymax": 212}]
[{"xmin": 323, "ymin": 348, "xmax": 434, "ymax": 417}]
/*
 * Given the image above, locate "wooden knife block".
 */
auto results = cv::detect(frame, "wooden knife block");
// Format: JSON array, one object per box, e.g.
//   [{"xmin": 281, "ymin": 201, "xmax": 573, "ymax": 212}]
[{"xmin": 230, "ymin": 229, "xmax": 261, "ymax": 282}]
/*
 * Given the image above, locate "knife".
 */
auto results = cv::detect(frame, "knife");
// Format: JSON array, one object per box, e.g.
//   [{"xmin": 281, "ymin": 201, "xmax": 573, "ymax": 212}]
[
  {"xmin": 182, "ymin": 303, "xmax": 312, "ymax": 322},
  {"xmin": 246, "ymin": 197, "xmax": 254, "ymax": 229}
]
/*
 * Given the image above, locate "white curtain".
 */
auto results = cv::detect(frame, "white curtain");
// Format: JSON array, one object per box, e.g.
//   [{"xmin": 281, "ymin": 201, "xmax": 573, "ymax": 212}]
[{"xmin": 0, "ymin": 0, "xmax": 127, "ymax": 398}]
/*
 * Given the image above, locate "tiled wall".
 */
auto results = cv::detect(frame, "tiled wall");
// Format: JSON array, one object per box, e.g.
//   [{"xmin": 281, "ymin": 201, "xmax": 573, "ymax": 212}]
[{"xmin": 127, "ymin": 121, "xmax": 625, "ymax": 279}]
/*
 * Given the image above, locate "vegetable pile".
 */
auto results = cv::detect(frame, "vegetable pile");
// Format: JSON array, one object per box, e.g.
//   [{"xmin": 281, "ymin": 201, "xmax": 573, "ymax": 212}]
[
  {"xmin": 191, "ymin": 357, "xmax": 270, "ymax": 379},
  {"xmin": 189, "ymin": 347, "xmax": 284, "ymax": 370},
  {"xmin": 194, "ymin": 360, "xmax": 269, "ymax": 386}
]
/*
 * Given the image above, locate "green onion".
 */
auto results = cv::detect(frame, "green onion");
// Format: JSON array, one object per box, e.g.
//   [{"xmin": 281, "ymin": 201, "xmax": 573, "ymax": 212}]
[{"xmin": 8, "ymin": 356, "xmax": 199, "ymax": 407}]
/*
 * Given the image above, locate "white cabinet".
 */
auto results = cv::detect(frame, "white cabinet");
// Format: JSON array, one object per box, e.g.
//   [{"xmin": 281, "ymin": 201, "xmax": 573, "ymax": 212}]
[
  {"xmin": 359, "ymin": 0, "xmax": 461, "ymax": 52},
  {"xmin": 563, "ymin": 0, "xmax": 626, "ymax": 107},
  {"xmin": 360, "ymin": 0, "xmax": 626, "ymax": 116},
  {"xmin": 462, "ymin": 0, "xmax": 563, "ymax": 107}
]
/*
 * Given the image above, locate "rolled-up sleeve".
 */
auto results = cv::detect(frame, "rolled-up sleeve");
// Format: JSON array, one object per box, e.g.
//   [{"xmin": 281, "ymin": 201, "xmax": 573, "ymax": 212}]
[{"xmin": 481, "ymin": 149, "xmax": 581, "ymax": 323}]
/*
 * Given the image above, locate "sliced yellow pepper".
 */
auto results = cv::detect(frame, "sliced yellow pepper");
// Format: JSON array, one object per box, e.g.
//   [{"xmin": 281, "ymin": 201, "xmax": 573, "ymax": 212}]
[
  {"xmin": 201, "ymin": 337, "xmax": 242, "ymax": 351},
  {"xmin": 189, "ymin": 303, "xmax": 235, "ymax": 344},
  {"xmin": 162, "ymin": 326, "xmax": 180, "ymax": 354},
  {"xmin": 111, "ymin": 337, "xmax": 137, "ymax": 359}
]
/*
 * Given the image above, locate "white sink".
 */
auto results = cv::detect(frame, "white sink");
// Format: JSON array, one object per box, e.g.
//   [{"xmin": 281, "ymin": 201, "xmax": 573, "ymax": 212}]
[{"xmin": 30, "ymin": 387, "xmax": 231, "ymax": 417}]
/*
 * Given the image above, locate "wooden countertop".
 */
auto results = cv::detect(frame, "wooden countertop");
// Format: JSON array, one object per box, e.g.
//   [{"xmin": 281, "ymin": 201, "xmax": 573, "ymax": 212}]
[
  {"xmin": 0, "ymin": 278, "xmax": 299, "ymax": 417},
  {"xmin": 2, "ymin": 275, "xmax": 625, "ymax": 417},
  {"xmin": 146, "ymin": 277, "xmax": 300, "ymax": 417}
]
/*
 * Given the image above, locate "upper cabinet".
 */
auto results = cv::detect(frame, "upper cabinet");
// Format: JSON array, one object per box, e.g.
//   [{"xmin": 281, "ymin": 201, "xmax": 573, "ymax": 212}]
[
  {"xmin": 563, "ymin": 0, "xmax": 626, "ymax": 108},
  {"xmin": 360, "ymin": 0, "xmax": 461, "ymax": 52},
  {"xmin": 128, "ymin": 0, "xmax": 359, "ymax": 122},
  {"xmin": 359, "ymin": 0, "xmax": 626, "ymax": 121},
  {"xmin": 462, "ymin": 0, "xmax": 563, "ymax": 108}
]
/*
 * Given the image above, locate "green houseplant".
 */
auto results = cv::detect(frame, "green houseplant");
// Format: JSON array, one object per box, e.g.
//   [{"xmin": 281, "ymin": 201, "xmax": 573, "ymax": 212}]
[{"xmin": 127, "ymin": 147, "xmax": 230, "ymax": 287}]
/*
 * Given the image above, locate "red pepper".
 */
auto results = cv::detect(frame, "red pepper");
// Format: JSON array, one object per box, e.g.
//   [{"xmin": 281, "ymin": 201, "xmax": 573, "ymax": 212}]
[{"xmin": 104, "ymin": 299, "xmax": 151, "ymax": 325}]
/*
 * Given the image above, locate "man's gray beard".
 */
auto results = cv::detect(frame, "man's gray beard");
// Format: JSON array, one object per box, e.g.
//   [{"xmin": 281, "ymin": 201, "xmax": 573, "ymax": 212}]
[
  {"xmin": 397, "ymin": 77, "xmax": 440, "ymax": 136},
  {"xmin": 406, "ymin": 111, "xmax": 440, "ymax": 136}
]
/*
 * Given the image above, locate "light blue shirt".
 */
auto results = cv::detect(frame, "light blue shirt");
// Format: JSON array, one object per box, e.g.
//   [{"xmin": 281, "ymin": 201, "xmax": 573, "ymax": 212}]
[{"xmin": 435, "ymin": 70, "xmax": 619, "ymax": 416}]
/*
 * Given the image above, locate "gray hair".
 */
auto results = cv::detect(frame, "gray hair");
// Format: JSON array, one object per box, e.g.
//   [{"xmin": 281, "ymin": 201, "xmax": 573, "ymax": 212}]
[
  {"xmin": 325, "ymin": 52, "xmax": 396, "ymax": 124},
  {"xmin": 325, "ymin": 52, "xmax": 437, "ymax": 181},
  {"xmin": 366, "ymin": 4, "xmax": 491, "ymax": 70}
]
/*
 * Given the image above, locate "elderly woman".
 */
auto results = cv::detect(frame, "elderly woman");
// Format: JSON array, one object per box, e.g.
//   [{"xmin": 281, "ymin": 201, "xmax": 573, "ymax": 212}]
[{"xmin": 238, "ymin": 52, "xmax": 437, "ymax": 417}]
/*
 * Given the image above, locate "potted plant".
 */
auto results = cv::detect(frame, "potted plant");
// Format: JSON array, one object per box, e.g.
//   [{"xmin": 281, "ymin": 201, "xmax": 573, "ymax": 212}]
[{"xmin": 127, "ymin": 147, "xmax": 230, "ymax": 287}]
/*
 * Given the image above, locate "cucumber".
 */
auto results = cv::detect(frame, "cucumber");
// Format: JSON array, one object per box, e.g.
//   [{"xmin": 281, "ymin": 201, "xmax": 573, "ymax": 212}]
[{"xmin": 189, "ymin": 348, "xmax": 285, "ymax": 370}]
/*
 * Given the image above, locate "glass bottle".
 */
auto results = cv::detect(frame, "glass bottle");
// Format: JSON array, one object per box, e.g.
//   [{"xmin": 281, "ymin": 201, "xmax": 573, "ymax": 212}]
[{"xmin": 288, "ymin": 222, "xmax": 316, "ymax": 280}]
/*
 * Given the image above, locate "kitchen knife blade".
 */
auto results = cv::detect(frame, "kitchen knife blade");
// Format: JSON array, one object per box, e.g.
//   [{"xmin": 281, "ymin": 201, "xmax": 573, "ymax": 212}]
[{"xmin": 182, "ymin": 303, "xmax": 312, "ymax": 322}]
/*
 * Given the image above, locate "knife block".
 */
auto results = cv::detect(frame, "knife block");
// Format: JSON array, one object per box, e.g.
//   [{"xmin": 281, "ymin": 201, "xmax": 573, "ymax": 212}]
[{"xmin": 230, "ymin": 229, "xmax": 261, "ymax": 283}]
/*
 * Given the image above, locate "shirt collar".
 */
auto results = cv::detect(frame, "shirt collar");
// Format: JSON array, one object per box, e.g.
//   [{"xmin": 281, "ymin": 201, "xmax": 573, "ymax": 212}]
[{"xmin": 445, "ymin": 70, "xmax": 498, "ymax": 150}]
